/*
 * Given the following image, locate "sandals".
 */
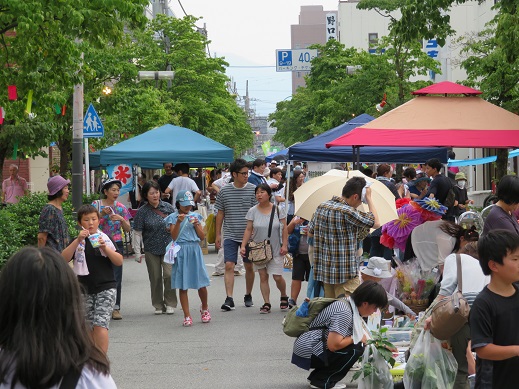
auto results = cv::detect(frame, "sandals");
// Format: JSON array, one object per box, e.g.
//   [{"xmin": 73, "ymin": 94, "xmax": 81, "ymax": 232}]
[
  {"xmin": 183, "ymin": 316, "xmax": 193, "ymax": 327},
  {"xmin": 259, "ymin": 303, "xmax": 271, "ymax": 314},
  {"xmin": 280, "ymin": 296, "xmax": 289, "ymax": 311}
]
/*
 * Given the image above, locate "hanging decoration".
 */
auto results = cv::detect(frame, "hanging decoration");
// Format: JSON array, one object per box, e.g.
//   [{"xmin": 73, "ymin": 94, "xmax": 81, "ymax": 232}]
[
  {"xmin": 8, "ymin": 85, "xmax": 17, "ymax": 100},
  {"xmin": 0, "ymin": 107, "xmax": 4, "ymax": 124},
  {"xmin": 11, "ymin": 140, "xmax": 18, "ymax": 159}
]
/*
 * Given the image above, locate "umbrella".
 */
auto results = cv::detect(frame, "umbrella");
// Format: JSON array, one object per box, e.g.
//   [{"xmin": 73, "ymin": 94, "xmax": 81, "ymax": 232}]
[{"xmin": 293, "ymin": 169, "xmax": 398, "ymax": 227}]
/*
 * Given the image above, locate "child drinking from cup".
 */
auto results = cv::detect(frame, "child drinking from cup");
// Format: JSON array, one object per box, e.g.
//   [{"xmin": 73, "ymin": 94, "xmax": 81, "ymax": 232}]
[
  {"xmin": 62, "ymin": 204, "xmax": 123, "ymax": 353},
  {"xmin": 164, "ymin": 191, "xmax": 211, "ymax": 327}
]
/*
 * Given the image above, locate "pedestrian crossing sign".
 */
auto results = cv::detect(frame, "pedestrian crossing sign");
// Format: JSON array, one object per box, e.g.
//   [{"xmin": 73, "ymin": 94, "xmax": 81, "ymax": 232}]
[{"xmin": 83, "ymin": 103, "xmax": 104, "ymax": 138}]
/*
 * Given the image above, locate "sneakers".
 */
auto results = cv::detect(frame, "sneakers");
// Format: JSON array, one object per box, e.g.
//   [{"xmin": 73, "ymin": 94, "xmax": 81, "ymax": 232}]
[
  {"xmin": 244, "ymin": 294, "xmax": 254, "ymax": 307},
  {"xmin": 200, "ymin": 308, "xmax": 211, "ymax": 323},
  {"xmin": 309, "ymin": 383, "xmax": 346, "ymax": 389},
  {"xmin": 234, "ymin": 270, "xmax": 243, "ymax": 276},
  {"xmin": 112, "ymin": 309, "xmax": 122, "ymax": 320},
  {"xmin": 183, "ymin": 316, "xmax": 193, "ymax": 327},
  {"xmin": 211, "ymin": 271, "xmax": 224, "ymax": 276},
  {"xmin": 288, "ymin": 298, "xmax": 297, "ymax": 309},
  {"xmin": 221, "ymin": 296, "xmax": 235, "ymax": 311},
  {"xmin": 154, "ymin": 308, "xmax": 163, "ymax": 315},
  {"xmin": 165, "ymin": 306, "xmax": 175, "ymax": 315}
]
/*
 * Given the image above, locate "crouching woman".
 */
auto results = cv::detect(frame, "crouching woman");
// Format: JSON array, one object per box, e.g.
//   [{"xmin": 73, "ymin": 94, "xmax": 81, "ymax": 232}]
[{"xmin": 291, "ymin": 280, "xmax": 388, "ymax": 389}]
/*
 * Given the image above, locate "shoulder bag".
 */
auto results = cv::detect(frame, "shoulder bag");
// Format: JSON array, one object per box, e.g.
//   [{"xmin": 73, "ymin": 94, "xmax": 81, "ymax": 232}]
[
  {"xmin": 246, "ymin": 205, "xmax": 276, "ymax": 266},
  {"xmin": 430, "ymin": 254, "xmax": 470, "ymax": 340}
]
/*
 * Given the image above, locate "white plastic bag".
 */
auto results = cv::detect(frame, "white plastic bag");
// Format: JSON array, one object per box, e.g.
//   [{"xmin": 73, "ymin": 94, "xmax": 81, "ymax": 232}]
[
  {"xmin": 403, "ymin": 329, "xmax": 458, "ymax": 389},
  {"xmin": 164, "ymin": 241, "xmax": 181, "ymax": 265},
  {"xmin": 357, "ymin": 344, "xmax": 393, "ymax": 389}
]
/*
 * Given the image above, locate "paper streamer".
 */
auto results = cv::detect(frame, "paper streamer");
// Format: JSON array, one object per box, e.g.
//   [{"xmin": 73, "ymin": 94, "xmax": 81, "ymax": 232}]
[{"xmin": 25, "ymin": 90, "xmax": 33, "ymax": 114}]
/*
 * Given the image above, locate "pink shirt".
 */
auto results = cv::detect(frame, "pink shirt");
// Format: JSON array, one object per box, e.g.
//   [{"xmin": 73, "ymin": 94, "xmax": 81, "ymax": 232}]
[{"xmin": 2, "ymin": 176, "xmax": 28, "ymax": 203}]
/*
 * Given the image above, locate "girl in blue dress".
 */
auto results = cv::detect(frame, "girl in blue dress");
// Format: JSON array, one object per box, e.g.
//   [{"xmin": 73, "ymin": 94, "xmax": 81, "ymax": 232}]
[{"xmin": 165, "ymin": 190, "xmax": 211, "ymax": 327}]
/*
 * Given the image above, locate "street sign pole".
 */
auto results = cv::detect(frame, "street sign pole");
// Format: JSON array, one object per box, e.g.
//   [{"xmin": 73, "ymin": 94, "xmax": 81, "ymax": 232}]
[{"xmin": 84, "ymin": 138, "xmax": 90, "ymax": 196}]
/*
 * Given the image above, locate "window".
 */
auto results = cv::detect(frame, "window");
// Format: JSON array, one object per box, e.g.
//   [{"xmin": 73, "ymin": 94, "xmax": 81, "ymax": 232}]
[{"xmin": 368, "ymin": 33, "xmax": 379, "ymax": 46}]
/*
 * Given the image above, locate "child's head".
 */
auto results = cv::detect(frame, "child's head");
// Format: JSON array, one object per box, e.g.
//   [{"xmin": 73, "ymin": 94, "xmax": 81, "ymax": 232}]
[
  {"xmin": 77, "ymin": 204, "xmax": 100, "ymax": 232},
  {"xmin": 478, "ymin": 230, "xmax": 519, "ymax": 279},
  {"xmin": 175, "ymin": 190, "xmax": 195, "ymax": 213}
]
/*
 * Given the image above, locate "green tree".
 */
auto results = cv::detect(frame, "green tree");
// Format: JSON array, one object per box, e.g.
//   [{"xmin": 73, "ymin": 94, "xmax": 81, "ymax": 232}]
[{"xmin": 0, "ymin": 0, "xmax": 149, "ymax": 180}]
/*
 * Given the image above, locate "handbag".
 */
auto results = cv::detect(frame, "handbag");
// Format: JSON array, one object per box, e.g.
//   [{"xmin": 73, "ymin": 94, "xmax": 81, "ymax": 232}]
[
  {"xmin": 430, "ymin": 254, "xmax": 470, "ymax": 340},
  {"xmin": 246, "ymin": 205, "xmax": 276, "ymax": 266}
]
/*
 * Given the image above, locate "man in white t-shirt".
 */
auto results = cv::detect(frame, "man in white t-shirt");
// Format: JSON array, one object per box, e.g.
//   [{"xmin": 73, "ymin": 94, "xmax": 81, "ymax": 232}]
[{"xmin": 165, "ymin": 163, "xmax": 201, "ymax": 210}]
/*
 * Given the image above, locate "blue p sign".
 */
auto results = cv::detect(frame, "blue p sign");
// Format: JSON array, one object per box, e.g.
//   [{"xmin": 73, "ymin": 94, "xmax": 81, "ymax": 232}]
[{"xmin": 278, "ymin": 50, "xmax": 292, "ymax": 66}]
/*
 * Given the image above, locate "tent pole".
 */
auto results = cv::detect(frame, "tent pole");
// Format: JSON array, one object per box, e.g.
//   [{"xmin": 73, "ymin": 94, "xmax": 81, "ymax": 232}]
[
  {"xmin": 356, "ymin": 146, "xmax": 360, "ymax": 170},
  {"xmin": 285, "ymin": 161, "xmax": 291, "ymax": 210}
]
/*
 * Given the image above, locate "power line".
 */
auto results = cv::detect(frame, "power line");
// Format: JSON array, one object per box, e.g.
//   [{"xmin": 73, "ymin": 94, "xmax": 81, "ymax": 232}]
[{"xmin": 177, "ymin": 0, "xmax": 188, "ymax": 16}]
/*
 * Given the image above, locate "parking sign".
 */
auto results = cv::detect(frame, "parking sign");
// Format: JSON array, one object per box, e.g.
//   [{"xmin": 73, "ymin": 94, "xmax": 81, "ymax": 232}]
[{"xmin": 276, "ymin": 49, "xmax": 318, "ymax": 72}]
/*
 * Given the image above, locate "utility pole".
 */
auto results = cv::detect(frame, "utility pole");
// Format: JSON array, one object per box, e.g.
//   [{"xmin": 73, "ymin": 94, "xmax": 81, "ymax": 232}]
[{"xmin": 71, "ymin": 51, "xmax": 84, "ymax": 212}]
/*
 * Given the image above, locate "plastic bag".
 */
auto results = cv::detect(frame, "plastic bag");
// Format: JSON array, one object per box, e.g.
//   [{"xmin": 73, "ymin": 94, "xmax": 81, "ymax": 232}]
[
  {"xmin": 164, "ymin": 241, "xmax": 181, "ymax": 265},
  {"xmin": 205, "ymin": 213, "xmax": 216, "ymax": 244},
  {"xmin": 403, "ymin": 329, "xmax": 458, "ymax": 389},
  {"xmin": 358, "ymin": 344, "xmax": 393, "ymax": 389}
]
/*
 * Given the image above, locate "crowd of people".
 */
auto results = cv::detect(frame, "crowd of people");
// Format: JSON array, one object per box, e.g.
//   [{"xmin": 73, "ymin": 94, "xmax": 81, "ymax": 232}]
[{"xmin": 2, "ymin": 157, "xmax": 519, "ymax": 389}]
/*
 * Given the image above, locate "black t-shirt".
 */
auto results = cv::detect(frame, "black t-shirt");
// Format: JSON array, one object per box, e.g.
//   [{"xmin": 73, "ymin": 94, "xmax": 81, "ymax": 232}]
[
  {"xmin": 77, "ymin": 239, "xmax": 117, "ymax": 295},
  {"xmin": 469, "ymin": 284, "xmax": 519, "ymax": 389},
  {"xmin": 426, "ymin": 174, "xmax": 452, "ymax": 204},
  {"xmin": 158, "ymin": 173, "xmax": 177, "ymax": 204}
]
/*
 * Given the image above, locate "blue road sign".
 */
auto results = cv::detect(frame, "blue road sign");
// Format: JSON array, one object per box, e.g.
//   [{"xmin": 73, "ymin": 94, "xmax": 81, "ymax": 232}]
[{"xmin": 83, "ymin": 103, "xmax": 104, "ymax": 138}]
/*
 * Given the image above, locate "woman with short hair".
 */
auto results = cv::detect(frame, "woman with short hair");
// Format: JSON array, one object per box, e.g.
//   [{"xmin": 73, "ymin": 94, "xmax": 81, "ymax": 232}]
[
  {"xmin": 482, "ymin": 175, "xmax": 519, "ymax": 235},
  {"xmin": 292, "ymin": 280, "xmax": 388, "ymax": 389},
  {"xmin": 0, "ymin": 247, "xmax": 116, "ymax": 388},
  {"xmin": 133, "ymin": 181, "xmax": 178, "ymax": 315}
]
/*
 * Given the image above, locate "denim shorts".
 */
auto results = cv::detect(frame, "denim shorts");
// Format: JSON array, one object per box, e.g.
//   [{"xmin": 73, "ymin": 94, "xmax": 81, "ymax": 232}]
[
  {"xmin": 223, "ymin": 239, "xmax": 251, "ymax": 264},
  {"xmin": 85, "ymin": 288, "xmax": 116, "ymax": 329}
]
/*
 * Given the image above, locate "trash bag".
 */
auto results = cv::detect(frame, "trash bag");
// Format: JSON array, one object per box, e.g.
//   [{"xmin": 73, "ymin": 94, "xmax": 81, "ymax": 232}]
[
  {"xmin": 358, "ymin": 344, "xmax": 393, "ymax": 389},
  {"xmin": 403, "ymin": 329, "xmax": 458, "ymax": 389},
  {"xmin": 205, "ymin": 213, "xmax": 216, "ymax": 244}
]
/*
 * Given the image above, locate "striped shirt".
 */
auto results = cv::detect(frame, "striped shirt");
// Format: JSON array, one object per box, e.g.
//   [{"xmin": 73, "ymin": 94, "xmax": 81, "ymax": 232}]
[
  {"xmin": 309, "ymin": 196, "xmax": 374, "ymax": 284},
  {"xmin": 293, "ymin": 300, "xmax": 353, "ymax": 360},
  {"xmin": 214, "ymin": 182, "xmax": 257, "ymax": 241}
]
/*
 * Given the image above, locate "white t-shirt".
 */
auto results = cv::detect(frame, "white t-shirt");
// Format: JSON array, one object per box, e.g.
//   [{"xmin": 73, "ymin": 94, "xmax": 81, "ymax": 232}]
[
  {"xmin": 0, "ymin": 364, "xmax": 116, "ymax": 389},
  {"xmin": 411, "ymin": 220, "xmax": 456, "ymax": 271},
  {"xmin": 267, "ymin": 178, "xmax": 285, "ymax": 210},
  {"xmin": 167, "ymin": 176, "xmax": 199, "ymax": 209},
  {"xmin": 439, "ymin": 253, "xmax": 490, "ymax": 296}
]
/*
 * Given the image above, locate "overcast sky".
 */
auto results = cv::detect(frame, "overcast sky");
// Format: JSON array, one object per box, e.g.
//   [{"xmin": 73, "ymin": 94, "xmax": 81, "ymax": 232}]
[{"xmin": 167, "ymin": 1, "xmax": 339, "ymax": 117}]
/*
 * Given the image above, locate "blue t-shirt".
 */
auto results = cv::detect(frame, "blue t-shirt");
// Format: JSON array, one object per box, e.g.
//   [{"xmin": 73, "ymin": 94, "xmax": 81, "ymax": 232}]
[{"xmin": 164, "ymin": 212, "xmax": 203, "ymax": 243}]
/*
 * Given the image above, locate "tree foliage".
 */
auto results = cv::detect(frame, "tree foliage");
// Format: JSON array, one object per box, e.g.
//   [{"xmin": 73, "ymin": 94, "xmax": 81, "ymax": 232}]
[{"xmin": 0, "ymin": 0, "xmax": 149, "ymax": 180}]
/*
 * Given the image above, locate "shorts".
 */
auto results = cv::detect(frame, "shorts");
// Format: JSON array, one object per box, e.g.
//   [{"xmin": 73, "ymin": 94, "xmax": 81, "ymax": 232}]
[
  {"xmin": 223, "ymin": 239, "xmax": 251, "ymax": 264},
  {"xmin": 292, "ymin": 253, "xmax": 311, "ymax": 281},
  {"xmin": 323, "ymin": 277, "xmax": 360, "ymax": 298},
  {"xmin": 85, "ymin": 288, "xmax": 116, "ymax": 330},
  {"xmin": 254, "ymin": 255, "xmax": 284, "ymax": 275}
]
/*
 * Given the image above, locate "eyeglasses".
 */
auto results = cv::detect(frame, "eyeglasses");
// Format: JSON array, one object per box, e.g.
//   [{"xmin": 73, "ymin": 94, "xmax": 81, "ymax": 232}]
[{"xmin": 237, "ymin": 171, "xmax": 249, "ymax": 176}]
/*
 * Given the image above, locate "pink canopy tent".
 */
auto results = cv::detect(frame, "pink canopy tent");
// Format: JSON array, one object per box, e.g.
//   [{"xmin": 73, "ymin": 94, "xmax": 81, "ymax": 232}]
[{"xmin": 326, "ymin": 81, "xmax": 519, "ymax": 149}]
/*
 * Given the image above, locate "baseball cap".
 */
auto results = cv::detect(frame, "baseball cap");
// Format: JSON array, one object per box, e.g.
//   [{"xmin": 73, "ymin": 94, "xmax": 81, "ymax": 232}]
[
  {"xmin": 176, "ymin": 190, "xmax": 195, "ymax": 206},
  {"xmin": 47, "ymin": 175, "xmax": 70, "ymax": 196}
]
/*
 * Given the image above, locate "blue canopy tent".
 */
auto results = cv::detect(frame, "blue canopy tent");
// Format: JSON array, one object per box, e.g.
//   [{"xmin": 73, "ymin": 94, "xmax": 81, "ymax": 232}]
[
  {"xmin": 99, "ymin": 124, "xmax": 234, "ymax": 168},
  {"xmin": 266, "ymin": 148, "xmax": 288, "ymax": 162},
  {"xmin": 288, "ymin": 114, "xmax": 448, "ymax": 163}
]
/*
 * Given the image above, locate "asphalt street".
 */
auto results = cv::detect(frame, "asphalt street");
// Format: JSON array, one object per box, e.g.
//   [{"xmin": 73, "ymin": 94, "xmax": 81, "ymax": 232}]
[{"xmin": 108, "ymin": 247, "xmax": 346, "ymax": 389}]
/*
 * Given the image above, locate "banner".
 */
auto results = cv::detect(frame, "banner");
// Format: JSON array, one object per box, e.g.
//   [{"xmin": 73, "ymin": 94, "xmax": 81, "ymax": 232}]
[
  {"xmin": 107, "ymin": 163, "xmax": 133, "ymax": 196},
  {"xmin": 261, "ymin": 140, "xmax": 271, "ymax": 156}
]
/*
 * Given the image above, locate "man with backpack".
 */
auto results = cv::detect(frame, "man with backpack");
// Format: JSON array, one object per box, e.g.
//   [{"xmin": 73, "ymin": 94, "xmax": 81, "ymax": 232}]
[{"xmin": 290, "ymin": 281, "xmax": 388, "ymax": 389}]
